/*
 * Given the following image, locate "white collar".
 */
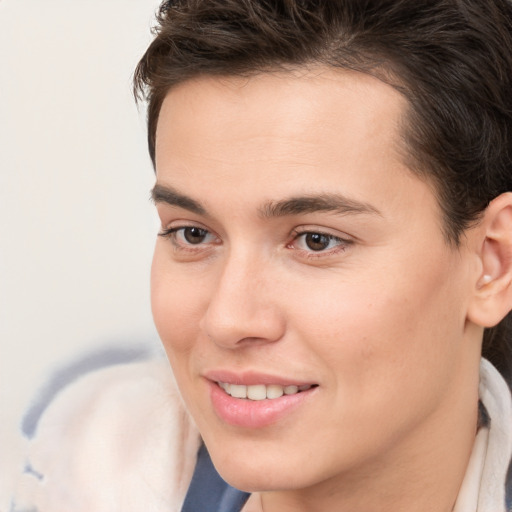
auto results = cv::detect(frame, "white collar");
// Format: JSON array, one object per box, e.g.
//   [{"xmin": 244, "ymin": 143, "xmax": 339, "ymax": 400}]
[{"xmin": 453, "ymin": 359, "xmax": 512, "ymax": 512}]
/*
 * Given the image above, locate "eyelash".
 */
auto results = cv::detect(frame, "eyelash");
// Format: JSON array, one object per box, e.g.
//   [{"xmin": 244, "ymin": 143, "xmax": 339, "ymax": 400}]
[
  {"xmin": 158, "ymin": 225, "xmax": 352, "ymax": 258},
  {"xmin": 158, "ymin": 225, "xmax": 219, "ymax": 250},
  {"xmin": 288, "ymin": 229, "xmax": 352, "ymax": 258}
]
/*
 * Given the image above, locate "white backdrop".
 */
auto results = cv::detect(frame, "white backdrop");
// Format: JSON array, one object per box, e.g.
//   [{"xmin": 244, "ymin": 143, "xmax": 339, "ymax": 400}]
[{"xmin": 0, "ymin": 0, "xmax": 163, "ymax": 504}]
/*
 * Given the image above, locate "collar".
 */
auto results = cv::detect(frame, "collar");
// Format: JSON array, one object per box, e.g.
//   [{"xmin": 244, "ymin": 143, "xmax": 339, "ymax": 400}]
[{"xmin": 453, "ymin": 359, "xmax": 512, "ymax": 512}]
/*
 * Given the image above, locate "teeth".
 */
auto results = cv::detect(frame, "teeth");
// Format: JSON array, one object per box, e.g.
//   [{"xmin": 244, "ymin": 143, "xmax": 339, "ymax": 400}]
[
  {"xmin": 266, "ymin": 385, "xmax": 284, "ymax": 399},
  {"xmin": 218, "ymin": 382, "xmax": 313, "ymax": 400},
  {"xmin": 284, "ymin": 385, "xmax": 299, "ymax": 395},
  {"xmin": 230, "ymin": 384, "xmax": 247, "ymax": 399},
  {"xmin": 247, "ymin": 384, "xmax": 267, "ymax": 401},
  {"xmin": 219, "ymin": 382, "xmax": 231, "ymax": 393}
]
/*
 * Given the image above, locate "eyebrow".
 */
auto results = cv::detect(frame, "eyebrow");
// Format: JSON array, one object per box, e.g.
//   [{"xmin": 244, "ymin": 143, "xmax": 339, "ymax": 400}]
[
  {"xmin": 151, "ymin": 183, "xmax": 381, "ymax": 219},
  {"xmin": 151, "ymin": 183, "xmax": 206, "ymax": 215},
  {"xmin": 260, "ymin": 194, "xmax": 381, "ymax": 218}
]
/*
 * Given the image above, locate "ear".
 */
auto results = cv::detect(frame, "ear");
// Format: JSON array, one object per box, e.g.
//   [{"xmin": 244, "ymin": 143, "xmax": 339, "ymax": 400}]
[{"xmin": 467, "ymin": 192, "xmax": 512, "ymax": 328}]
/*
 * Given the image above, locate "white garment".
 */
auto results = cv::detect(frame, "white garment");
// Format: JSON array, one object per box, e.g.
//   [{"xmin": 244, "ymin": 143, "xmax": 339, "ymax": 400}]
[
  {"xmin": 12, "ymin": 360, "xmax": 200, "ymax": 512},
  {"xmin": 11, "ymin": 358, "xmax": 512, "ymax": 512},
  {"xmin": 453, "ymin": 359, "xmax": 512, "ymax": 512}
]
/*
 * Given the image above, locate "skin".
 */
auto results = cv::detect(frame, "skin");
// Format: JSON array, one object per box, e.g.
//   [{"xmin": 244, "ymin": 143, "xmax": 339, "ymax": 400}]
[{"xmin": 151, "ymin": 69, "xmax": 486, "ymax": 512}]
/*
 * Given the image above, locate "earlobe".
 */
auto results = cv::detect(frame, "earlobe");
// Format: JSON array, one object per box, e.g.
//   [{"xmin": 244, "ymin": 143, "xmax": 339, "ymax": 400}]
[
  {"xmin": 477, "ymin": 274, "xmax": 493, "ymax": 287},
  {"xmin": 467, "ymin": 192, "xmax": 512, "ymax": 328}
]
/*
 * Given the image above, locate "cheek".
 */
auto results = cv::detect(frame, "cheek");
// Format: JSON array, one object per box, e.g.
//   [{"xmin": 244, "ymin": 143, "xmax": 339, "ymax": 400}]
[
  {"xmin": 287, "ymin": 249, "xmax": 466, "ymax": 407},
  {"xmin": 150, "ymin": 247, "xmax": 206, "ymax": 358}
]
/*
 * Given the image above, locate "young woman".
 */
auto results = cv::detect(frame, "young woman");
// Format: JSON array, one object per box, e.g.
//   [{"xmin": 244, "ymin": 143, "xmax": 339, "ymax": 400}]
[{"xmin": 13, "ymin": 1, "xmax": 512, "ymax": 511}]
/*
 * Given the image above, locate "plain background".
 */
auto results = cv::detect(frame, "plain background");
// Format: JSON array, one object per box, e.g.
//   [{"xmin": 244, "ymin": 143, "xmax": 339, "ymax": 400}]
[{"xmin": 0, "ymin": 0, "xmax": 164, "ymax": 505}]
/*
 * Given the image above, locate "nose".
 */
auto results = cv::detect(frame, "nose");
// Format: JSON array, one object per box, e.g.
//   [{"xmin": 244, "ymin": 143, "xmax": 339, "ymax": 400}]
[{"xmin": 201, "ymin": 252, "xmax": 286, "ymax": 348}]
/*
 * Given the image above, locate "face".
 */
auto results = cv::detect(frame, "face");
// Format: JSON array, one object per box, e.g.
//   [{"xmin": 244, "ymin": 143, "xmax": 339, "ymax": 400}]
[{"xmin": 151, "ymin": 70, "xmax": 479, "ymax": 493}]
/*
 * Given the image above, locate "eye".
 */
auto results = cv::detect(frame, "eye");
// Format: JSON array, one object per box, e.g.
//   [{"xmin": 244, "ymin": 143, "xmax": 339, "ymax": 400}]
[
  {"xmin": 159, "ymin": 225, "xmax": 218, "ymax": 247},
  {"xmin": 289, "ymin": 230, "xmax": 351, "ymax": 255},
  {"xmin": 301, "ymin": 233, "xmax": 336, "ymax": 251},
  {"xmin": 178, "ymin": 227, "xmax": 210, "ymax": 244}
]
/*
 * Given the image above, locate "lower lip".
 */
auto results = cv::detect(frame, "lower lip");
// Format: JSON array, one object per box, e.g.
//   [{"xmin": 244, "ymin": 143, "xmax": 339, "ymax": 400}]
[{"xmin": 208, "ymin": 381, "xmax": 316, "ymax": 428}]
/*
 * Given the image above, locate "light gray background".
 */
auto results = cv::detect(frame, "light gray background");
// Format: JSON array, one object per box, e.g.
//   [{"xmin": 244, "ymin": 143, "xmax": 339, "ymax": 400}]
[{"xmin": 0, "ymin": 0, "xmax": 163, "ymax": 504}]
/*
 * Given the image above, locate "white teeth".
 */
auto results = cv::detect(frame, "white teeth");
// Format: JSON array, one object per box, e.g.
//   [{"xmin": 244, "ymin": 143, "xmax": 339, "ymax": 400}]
[
  {"xmin": 218, "ymin": 382, "xmax": 314, "ymax": 400},
  {"xmin": 247, "ymin": 384, "xmax": 267, "ymax": 401},
  {"xmin": 219, "ymin": 382, "xmax": 231, "ymax": 393},
  {"xmin": 284, "ymin": 385, "xmax": 299, "ymax": 395},
  {"xmin": 266, "ymin": 384, "xmax": 284, "ymax": 399},
  {"xmin": 230, "ymin": 384, "xmax": 247, "ymax": 399}
]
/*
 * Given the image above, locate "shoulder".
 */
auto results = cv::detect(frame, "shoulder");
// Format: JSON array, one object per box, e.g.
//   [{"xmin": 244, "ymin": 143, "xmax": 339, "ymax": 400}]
[{"xmin": 12, "ymin": 346, "xmax": 200, "ymax": 512}]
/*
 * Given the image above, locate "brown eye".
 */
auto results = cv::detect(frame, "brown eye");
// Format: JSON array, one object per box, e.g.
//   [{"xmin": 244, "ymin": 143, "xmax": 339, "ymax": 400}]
[
  {"xmin": 183, "ymin": 227, "xmax": 209, "ymax": 244},
  {"xmin": 304, "ymin": 233, "xmax": 332, "ymax": 251},
  {"xmin": 290, "ymin": 230, "xmax": 350, "ymax": 255}
]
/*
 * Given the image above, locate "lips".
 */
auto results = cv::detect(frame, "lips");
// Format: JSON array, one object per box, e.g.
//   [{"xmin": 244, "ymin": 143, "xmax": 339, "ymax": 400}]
[{"xmin": 205, "ymin": 371, "xmax": 318, "ymax": 428}]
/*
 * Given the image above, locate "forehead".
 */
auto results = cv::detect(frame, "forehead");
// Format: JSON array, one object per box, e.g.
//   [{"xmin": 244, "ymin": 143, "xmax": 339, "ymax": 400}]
[
  {"xmin": 156, "ymin": 68, "xmax": 408, "ymax": 165},
  {"xmin": 154, "ymin": 69, "xmax": 439, "ymax": 227}
]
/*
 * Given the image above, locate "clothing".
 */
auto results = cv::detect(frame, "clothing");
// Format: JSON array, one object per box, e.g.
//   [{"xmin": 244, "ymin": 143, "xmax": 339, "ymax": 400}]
[
  {"xmin": 180, "ymin": 444, "xmax": 249, "ymax": 512},
  {"xmin": 453, "ymin": 359, "xmax": 512, "ymax": 512},
  {"xmin": 12, "ymin": 354, "xmax": 200, "ymax": 512},
  {"xmin": 10, "ymin": 352, "xmax": 512, "ymax": 512}
]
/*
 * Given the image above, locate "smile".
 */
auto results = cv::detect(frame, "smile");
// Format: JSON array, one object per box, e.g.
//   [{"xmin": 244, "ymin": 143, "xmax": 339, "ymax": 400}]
[
  {"xmin": 210, "ymin": 379, "xmax": 318, "ymax": 427},
  {"xmin": 217, "ymin": 382, "xmax": 317, "ymax": 400}
]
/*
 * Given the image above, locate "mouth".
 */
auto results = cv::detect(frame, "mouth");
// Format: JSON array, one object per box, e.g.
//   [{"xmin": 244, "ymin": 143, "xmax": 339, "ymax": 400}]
[
  {"xmin": 205, "ymin": 371, "xmax": 319, "ymax": 427},
  {"xmin": 217, "ymin": 381, "xmax": 318, "ymax": 400}
]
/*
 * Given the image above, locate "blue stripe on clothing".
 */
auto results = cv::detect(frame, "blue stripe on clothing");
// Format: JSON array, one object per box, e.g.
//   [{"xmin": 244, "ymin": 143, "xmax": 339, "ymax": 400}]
[{"xmin": 181, "ymin": 443, "xmax": 250, "ymax": 512}]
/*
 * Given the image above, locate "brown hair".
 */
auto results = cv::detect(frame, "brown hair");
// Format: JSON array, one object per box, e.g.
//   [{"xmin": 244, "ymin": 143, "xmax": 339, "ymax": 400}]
[{"xmin": 134, "ymin": 0, "xmax": 512, "ymax": 384}]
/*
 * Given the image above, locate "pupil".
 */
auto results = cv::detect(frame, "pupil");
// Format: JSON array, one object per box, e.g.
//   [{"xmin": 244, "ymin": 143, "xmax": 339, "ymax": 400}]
[
  {"xmin": 184, "ymin": 227, "xmax": 207, "ymax": 244},
  {"xmin": 305, "ymin": 233, "xmax": 329, "ymax": 251}
]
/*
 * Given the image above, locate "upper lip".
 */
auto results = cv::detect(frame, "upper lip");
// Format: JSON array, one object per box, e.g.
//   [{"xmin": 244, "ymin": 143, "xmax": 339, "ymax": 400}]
[{"xmin": 203, "ymin": 369, "xmax": 317, "ymax": 387}]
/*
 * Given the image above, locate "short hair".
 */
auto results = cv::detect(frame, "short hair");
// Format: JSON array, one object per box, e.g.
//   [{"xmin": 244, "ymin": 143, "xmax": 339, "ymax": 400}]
[{"xmin": 134, "ymin": 0, "xmax": 512, "ymax": 383}]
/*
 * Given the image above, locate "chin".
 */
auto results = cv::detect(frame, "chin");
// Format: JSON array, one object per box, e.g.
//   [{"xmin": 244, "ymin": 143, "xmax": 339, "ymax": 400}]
[
  {"xmin": 215, "ymin": 463, "xmax": 296, "ymax": 493},
  {"xmin": 204, "ymin": 437, "xmax": 321, "ymax": 493}
]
